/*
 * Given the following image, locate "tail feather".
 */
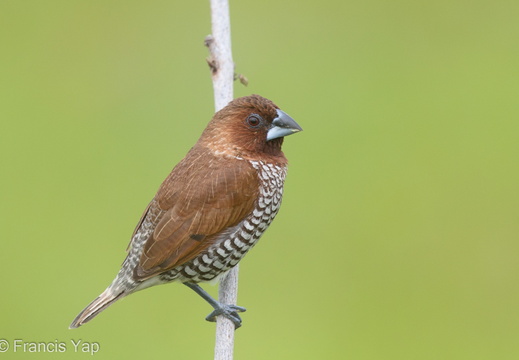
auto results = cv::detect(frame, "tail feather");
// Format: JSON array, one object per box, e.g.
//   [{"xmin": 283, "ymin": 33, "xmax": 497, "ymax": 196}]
[{"xmin": 69, "ymin": 289, "xmax": 125, "ymax": 329}]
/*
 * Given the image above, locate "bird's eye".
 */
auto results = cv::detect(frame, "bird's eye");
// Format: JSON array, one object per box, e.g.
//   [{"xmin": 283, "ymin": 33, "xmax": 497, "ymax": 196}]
[{"xmin": 246, "ymin": 114, "xmax": 263, "ymax": 128}]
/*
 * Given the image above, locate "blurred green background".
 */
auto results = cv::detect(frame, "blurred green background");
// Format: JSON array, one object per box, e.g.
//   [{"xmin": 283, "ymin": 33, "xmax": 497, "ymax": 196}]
[{"xmin": 1, "ymin": 0, "xmax": 518, "ymax": 359}]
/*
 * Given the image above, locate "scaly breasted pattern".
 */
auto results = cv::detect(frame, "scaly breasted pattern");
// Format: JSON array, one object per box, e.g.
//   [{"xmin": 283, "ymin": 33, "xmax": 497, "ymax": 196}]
[{"xmin": 70, "ymin": 95, "xmax": 302, "ymax": 328}]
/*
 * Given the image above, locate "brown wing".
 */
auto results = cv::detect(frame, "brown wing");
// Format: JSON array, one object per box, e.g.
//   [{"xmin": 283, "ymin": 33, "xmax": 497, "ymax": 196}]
[{"xmin": 133, "ymin": 148, "xmax": 259, "ymax": 280}]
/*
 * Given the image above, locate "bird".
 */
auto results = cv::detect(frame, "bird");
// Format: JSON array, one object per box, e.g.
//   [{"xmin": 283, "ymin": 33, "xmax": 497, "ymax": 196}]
[{"xmin": 69, "ymin": 94, "xmax": 302, "ymax": 329}]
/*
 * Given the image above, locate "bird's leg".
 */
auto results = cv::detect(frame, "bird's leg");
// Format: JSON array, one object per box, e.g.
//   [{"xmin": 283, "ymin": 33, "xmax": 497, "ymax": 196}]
[{"xmin": 183, "ymin": 282, "xmax": 246, "ymax": 329}]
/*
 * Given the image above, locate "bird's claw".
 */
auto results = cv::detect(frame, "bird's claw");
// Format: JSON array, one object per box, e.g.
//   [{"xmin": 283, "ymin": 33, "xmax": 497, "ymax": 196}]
[{"xmin": 205, "ymin": 304, "xmax": 247, "ymax": 329}]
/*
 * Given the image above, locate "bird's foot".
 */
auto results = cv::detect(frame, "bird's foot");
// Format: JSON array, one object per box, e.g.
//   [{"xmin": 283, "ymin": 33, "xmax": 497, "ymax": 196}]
[
  {"xmin": 183, "ymin": 282, "xmax": 247, "ymax": 329},
  {"xmin": 205, "ymin": 303, "xmax": 247, "ymax": 328}
]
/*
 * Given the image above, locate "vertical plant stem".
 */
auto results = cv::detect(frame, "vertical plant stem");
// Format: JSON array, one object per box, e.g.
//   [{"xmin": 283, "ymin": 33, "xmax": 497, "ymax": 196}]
[
  {"xmin": 206, "ymin": 1, "xmax": 238, "ymax": 359},
  {"xmin": 215, "ymin": 265, "xmax": 239, "ymax": 360},
  {"xmin": 207, "ymin": 0, "xmax": 234, "ymax": 111}
]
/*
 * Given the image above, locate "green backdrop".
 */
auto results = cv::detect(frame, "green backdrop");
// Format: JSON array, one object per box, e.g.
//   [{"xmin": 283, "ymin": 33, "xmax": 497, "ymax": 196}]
[{"xmin": 1, "ymin": 1, "xmax": 518, "ymax": 359}]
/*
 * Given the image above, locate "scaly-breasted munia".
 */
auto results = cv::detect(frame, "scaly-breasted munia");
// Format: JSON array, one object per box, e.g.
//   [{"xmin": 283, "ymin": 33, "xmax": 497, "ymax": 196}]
[{"xmin": 70, "ymin": 95, "xmax": 302, "ymax": 329}]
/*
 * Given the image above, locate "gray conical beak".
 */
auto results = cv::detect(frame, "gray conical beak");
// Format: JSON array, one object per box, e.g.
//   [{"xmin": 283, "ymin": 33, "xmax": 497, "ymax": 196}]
[{"xmin": 266, "ymin": 109, "xmax": 303, "ymax": 141}]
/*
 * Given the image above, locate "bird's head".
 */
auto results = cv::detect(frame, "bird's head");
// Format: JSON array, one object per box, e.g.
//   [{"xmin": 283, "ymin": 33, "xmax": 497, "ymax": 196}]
[{"xmin": 200, "ymin": 94, "xmax": 302, "ymax": 160}]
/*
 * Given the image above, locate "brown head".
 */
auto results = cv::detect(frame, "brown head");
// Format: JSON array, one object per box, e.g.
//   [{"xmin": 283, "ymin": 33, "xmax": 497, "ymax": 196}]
[{"xmin": 198, "ymin": 95, "xmax": 302, "ymax": 161}]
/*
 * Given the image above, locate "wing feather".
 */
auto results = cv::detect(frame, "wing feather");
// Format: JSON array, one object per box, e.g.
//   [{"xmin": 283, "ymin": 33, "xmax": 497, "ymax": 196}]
[{"xmin": 133, "ymin": 148, "xmax": 259, "ymax": 280}]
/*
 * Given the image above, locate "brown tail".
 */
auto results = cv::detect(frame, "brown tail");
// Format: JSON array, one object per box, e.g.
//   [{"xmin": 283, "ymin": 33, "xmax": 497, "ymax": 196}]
[{"xmin": 69, "ymin": 288, "xmax": 125, "ymax": 329}]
